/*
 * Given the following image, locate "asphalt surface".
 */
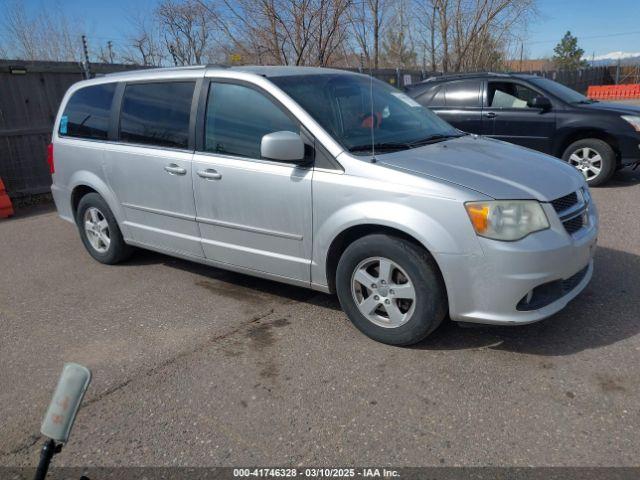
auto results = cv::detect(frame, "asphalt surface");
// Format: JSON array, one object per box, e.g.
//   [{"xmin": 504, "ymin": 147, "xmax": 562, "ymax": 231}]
[{"xmin": 1, "ymin": 169, "xmax": 639, "ymax": 467}]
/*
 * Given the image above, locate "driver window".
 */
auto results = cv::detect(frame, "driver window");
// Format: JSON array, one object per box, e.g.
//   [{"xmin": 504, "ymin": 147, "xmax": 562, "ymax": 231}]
[
  {"xmin": 488, "ymin": 82, "xmax": 538, "ymax": 109},
  {"xmin": 205, "ymin": 82, "xmax": 299, "ymax": 159}
]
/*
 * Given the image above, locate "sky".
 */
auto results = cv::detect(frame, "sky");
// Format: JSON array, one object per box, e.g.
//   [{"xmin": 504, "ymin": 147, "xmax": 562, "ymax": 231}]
[
  {"xmin": 6, "ymin": 0, "xmax": 640, "ymax": 60},
  {"xmin": 527, "ymin": 0, "xmax": 640, "ymax": 59}
]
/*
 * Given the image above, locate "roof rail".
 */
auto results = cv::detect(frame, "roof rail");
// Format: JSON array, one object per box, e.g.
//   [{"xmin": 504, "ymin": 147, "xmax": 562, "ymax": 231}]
[
  {"xmin": 105, "ymin": 64, "xmax": 223, "ymax": 77},
  {"xmin": 423, "ymin": 71, "xmax": 511, "ymax": 82}
]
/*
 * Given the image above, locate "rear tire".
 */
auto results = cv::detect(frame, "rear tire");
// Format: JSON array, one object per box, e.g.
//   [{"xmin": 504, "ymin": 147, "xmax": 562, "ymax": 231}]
[
  {"xmin": 562, "ymin": 138, "xmax": 616, "ymax": 187},
  {"xmin": 76, "ymin": 193, "xmax": 133, "ymax": 264},
  {"xmin": 335, "ymin": 234, "xmax": 447, "ymax": 346}
]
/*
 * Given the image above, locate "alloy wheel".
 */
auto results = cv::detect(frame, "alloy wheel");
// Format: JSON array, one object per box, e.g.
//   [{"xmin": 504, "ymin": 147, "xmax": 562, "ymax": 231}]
[
  {"xmin": 351, "ymin": 257, "xmax": 416, "ymax": 328},
  {"xmin": 568, "ymin": 147, "xmax": 602, "ymax": 180},
  {"xmin": 83, "ymin": 207, "xmax": 111, "ymax": 253}
]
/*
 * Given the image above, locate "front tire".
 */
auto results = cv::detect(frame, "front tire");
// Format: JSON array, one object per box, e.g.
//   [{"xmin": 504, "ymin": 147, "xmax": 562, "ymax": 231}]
[
  {"xmin": 76, "ymin": 193, "xmax": 133, "ymax": 264},
  {"xmin": 336, "ymin": 234, "xmax": 447, "ymax": 346},
  {"xmin": 562, "ymin": 138, "xmax": 616, "ymax": 186}
]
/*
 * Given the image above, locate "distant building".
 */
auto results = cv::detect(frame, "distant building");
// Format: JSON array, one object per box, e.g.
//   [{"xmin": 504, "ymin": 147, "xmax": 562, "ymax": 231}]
[{"xmin": 503, "ymin": 59, "xmax": 555, "ymax": 72}]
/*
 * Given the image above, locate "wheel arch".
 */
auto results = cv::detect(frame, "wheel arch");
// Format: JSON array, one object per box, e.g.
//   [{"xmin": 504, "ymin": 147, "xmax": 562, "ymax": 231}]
[
  {"xmin": 323, "ymin": 224, "xmax": 445, "ymax": 294},
  {"xmin": 68, "ymin": 171, "xmax": 127, "ymax": 232},
  {"xmin": 555, "ymin": 128, "xmax": 620, "ymax": 162}
]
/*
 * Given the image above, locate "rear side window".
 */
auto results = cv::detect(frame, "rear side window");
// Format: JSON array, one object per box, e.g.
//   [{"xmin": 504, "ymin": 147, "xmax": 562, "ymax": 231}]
[
  {"xmin": 418, "ymin": 86, "xmax": 445, "ymax": 107},
  {"xmin": 60, "ymin": 83, "xmax": 116, "ymax": 140},
  {"xmin": 119, "ymin": 82, "xmax": 195, "ymax": 149},
  {"xmin": 444, "ymin": 80, "xmax": 481, "ymax": 107},
  {"xmin": 204, "ymin": 82, "xmax": 298, "ymax": 159}
]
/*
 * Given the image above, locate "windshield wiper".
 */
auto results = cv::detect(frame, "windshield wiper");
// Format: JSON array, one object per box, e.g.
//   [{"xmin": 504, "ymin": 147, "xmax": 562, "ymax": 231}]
[
  {"xmin": 348, "ymin": 142, "xmax": 412, "ymax": 153},
  {"xmin": 572, "ymin": 99, "xmax": 598, "ymax": 104},
  {"xmin": 408, "ymin": 133, "xmax": 464, "ymax": 147}
]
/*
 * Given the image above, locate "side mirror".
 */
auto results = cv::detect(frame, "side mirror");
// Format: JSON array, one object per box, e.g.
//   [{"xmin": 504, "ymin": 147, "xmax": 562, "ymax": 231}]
[
  {"xmin": 528, "ymin": 96, "xmax": 552, "ymax": 111},
  {"xmin": 261, "ymin": 131, "xmax": 305, "ymax": 162}
]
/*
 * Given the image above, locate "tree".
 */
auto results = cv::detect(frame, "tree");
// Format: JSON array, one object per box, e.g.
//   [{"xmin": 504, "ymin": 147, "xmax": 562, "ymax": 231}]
[
  {"xmin": 380, "ymin": 1, "xmax": 416, "ymax": 67},
  {"xmin": 412, "ymin": 0, "xmax": 537, "ymax": 73},
  {"xmin": 157, "ymin": 0, "xmax": 215, "ymax": 65},
  {"xmin": 2, "ymin": 0, "xmax": 85, "ymax": 61},
  {"xmin": 348, "ymin": 0, "xmax": 389, "ymax": 69},
  {"xmin": 553, "ymin": 31, "xmax": 587, "ymax": 71}
]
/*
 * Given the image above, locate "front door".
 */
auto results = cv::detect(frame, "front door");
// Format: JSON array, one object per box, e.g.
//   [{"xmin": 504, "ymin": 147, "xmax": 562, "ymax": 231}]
[
  {"xmin": 482, "ymin": 81, "xmax": 556, "ymax": 153},
  {"xmin": 104, "ymin": 80, "xmax": 203, "ymax": 257},
  {"xmin": 192, "ymin": 81, "xmax": 313, "ymax": 283}
]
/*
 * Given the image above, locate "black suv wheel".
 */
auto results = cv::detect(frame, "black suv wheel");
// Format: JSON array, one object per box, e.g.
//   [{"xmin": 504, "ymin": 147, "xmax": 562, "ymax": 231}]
[{"xmin": 562, "ymin": 138, "xmax": 616, "ymax": 187}]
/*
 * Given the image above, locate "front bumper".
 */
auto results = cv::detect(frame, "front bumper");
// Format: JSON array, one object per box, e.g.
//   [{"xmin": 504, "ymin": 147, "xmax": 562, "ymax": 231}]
[
  {"xmin": 618, "ymin": 132, "xmax": 640, "ymax": 166},
  {"xmin": 437, "ymin": 202, "xmax": 598, "ymax": 325}
]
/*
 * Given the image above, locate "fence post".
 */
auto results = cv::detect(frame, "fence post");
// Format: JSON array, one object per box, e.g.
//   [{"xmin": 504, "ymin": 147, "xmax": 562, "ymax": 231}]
[{"xmin": 81, "ymin": 35, "xmax": 91, "ymax": 79}]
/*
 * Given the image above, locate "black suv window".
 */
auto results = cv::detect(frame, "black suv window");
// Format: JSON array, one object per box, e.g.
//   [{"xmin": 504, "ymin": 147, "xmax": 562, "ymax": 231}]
[
  {"xmin": 444, "ymin": 80, "xmax": 481, "ymax": 107},
  {"xmin": 204, "ymin": 82, "xmax": 298, "ymax": 159},
  {"xmin": 417, "ymin": 85, "xmax": 445, "ymax": 107},
  {"xmin": 488, "ymin": 82, "xmax": 539, "ymax": 109},
  {"xmin": 119, "ymin": 82, "xmax": 195, "ymax": 149},
  {"xmin": 60, "ymin": 83, "xmax": 116, "ymax": 140}
]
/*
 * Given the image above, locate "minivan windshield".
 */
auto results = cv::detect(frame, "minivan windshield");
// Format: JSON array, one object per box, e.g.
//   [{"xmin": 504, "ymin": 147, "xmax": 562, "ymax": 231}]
[
  {"xmin": 528, "ymin": 77, "xmax": 595, "ymax": 104},
  {"xmin": 270, "ymin": 74, "xmax": 461, "ymax": 154}
]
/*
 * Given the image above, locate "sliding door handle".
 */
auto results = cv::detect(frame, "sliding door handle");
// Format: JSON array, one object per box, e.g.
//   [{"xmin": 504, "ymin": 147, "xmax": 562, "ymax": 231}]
[
  {"xmin": 483, "ymin": 111, "xmax": 497, "ymax": 118},
  {"xmin": 164, "ymin": 164, "xmax": 187, "ymax": 175},
  {"xmin": 197, "ymin": 169, "xmax": 222, "ymax": 180}
]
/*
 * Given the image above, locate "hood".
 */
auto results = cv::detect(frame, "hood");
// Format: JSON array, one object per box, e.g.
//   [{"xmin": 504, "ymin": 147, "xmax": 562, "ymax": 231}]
[
  {"xmin": 378, "ymin": 136, "xmax": 584, "ymax": 201},
  {"xmin": 576, "ymin": 101, "xmax": 640, "ymax": 115}
]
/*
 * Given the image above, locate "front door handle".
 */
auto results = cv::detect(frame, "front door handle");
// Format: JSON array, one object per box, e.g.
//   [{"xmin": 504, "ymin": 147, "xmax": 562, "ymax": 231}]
[
  {"xmin": 164, "ymin": 164, "xmax": 187, "ymax": 175},
  {"xmin": 483, "ymin": 112, "xmax": 497, "ymax": 118},
  {"xmin": 197, "ymin": 168, "xmax": 222, "ymax": 180}
]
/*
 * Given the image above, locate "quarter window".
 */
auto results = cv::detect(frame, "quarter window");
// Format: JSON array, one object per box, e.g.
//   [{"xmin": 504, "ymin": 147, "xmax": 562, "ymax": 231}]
[
  {"xmin": 59, "ymin": 83, "xmax": 116, "ymax": 140},
  {"xmin": 119, "ymin": 82, "xmax": 195, "ymax": 149},
  {"xmin": 204, "ymin": 82, "xmax": 299, "ymax": 159}
]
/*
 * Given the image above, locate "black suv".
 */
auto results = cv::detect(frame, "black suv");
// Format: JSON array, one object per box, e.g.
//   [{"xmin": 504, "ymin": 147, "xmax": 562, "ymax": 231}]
[{"xmin": 406, "ymin": 72, "xmax": 640, "ymax": 186}]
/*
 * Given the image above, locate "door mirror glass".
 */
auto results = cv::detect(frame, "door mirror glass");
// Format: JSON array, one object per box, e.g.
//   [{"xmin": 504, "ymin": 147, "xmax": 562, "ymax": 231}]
[
  {"xmin": 261, "ymin": 131, "xmax": 305, "ymax": 162},
  {"xmin": 528, "ymin": 95, "xmax": 552, "ymax": 110}
]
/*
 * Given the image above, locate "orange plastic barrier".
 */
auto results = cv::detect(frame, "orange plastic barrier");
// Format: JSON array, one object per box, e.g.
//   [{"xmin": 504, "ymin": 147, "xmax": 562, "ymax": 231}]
[
  {"xmin": 0, "ymin": 177, "xmax": 14, "ymax": 218},
  {"xmin": 588, "ymin": 84, "xmax": 640, "ymax": 100}
]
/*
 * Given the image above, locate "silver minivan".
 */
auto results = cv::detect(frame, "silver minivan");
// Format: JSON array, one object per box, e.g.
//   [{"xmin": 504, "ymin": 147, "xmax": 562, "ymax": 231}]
[{"xmin": 50, "ymin": 66, "xmax": 598, "ymax": 345}]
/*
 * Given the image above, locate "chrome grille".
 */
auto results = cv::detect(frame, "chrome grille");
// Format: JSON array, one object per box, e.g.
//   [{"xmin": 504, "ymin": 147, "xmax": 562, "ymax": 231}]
[
  {"xmin": 563, "ymin": 215, "xmax": 584, "ymax": 234},
  {"xmin": 551, "ymin": 192, "xmax": 578, "ymax": 213},
  {"xmin": 550, "ymin": 190, "xmax": 588, "ymax": 236}
]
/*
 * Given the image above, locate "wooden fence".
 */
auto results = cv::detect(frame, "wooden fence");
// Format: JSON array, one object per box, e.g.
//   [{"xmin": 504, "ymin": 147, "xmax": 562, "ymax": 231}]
[{"xmin": 0, "ymin": 60, "xmax": 137, "ymax": 198}]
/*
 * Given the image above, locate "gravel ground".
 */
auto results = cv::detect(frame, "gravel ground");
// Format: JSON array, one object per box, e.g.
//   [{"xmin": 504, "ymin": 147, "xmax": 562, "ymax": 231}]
[{"xmin": 1, "ymin": 168, "xmax": 639, "ymax": 467}]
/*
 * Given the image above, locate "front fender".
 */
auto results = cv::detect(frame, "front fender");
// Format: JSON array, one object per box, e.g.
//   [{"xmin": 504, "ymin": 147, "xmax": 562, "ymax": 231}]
[{"xmin": 312, "ymin": 200, "xmax": 481, "ymax": 288}]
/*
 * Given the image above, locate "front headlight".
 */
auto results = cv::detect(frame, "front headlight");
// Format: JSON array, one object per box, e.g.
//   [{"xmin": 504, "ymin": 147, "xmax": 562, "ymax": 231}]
[
  {"xmin": 621, "ymin": 115, "xmax": 640, "ymax": 132},
  {"xmin": 465, "ymin": 200, "xmax": 549, "ymax": 241}
]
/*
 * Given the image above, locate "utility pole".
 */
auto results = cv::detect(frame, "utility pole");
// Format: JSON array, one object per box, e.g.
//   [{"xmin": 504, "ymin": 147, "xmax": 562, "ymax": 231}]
[
  {"xmin": 107, "ymin": 41, "xmax": 114, "ymax": 63},
  {"xmin": 519, "ymin": 42, "xmax": 524, "ymax": 72},
  {"xmin": 169, "ymin": 44, "xmax": 179, "ymax": 67},
  {"xmin": 81, "ymin": 35, "xmax": 92, "ymax": 79}
]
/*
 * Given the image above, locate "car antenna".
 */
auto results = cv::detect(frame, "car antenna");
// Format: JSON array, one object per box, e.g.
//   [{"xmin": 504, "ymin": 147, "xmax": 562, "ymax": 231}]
[{"xmin": 368, "ymin": 60, "xmax": 376, "ymax": 163}]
